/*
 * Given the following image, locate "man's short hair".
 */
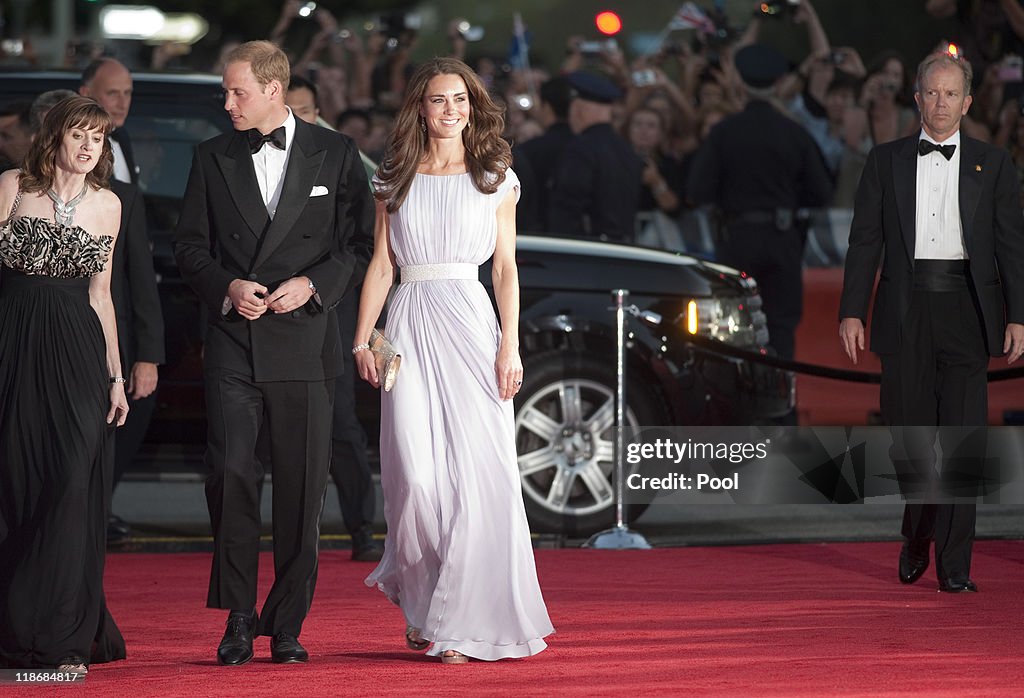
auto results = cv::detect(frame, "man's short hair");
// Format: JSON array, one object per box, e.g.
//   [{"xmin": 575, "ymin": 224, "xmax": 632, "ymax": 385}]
[
  {"xmin": 539, "ymin": 77, "xmax": 572, "ymax": 121},
  {"xmin": 335, "ymin": 108, "xmax": 371, "ymax": 131},
  {"xmin": 288, "ymin": 73, "xmax": 319, "ymax": 101},
  {"xmin": 0, "ymin": 99, "xmax": 32, "ymax": 131},
  {"xmin": 29, "ymin": 89, "xmax": 78, "ymax": 133},
  {"xmin": 917, "ymin": 52, "xmax": 973, "ymax": 96},
  {"xmin": 224, "ymin": 41, "xmax": 290, "ymax": 90}
]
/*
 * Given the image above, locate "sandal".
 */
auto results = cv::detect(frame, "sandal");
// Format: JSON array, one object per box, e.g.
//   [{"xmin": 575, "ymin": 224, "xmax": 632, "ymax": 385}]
[
  {"xmin": 56, "ymin": 657, "xmax": 88, "ymax": 675},
  {"xmin": 440, "ymin": 650, "xmax": 469, "ymax": 665},
  {"xmin": 405, "ymin": 626, "xmax": 429, "ymax": 651}
]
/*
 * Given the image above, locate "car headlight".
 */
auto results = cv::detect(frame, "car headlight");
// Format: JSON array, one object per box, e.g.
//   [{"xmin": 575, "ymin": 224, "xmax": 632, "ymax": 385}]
[{"xmin": 681, "ymin": 296, "xmax": 768, "ymax": 347}]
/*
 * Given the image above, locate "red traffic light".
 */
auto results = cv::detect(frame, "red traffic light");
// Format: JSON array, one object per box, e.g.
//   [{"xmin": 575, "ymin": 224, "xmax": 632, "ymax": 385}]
[{"xmin": 595, "ymin": 11, "xmax": 622, "ymax": 36}]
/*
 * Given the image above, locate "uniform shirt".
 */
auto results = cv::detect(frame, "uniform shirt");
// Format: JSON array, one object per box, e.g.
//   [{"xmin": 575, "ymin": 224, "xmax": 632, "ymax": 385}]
[
  {"xmin": 915, "ymin": 129, "xmax": 965, "ymax": 260},
  {"xmin": 252, "ymin": 109, "xmax": 296, "ymax": 219},
  {"xmin": 687, "ymin": 100, "xmax": 833, "ymax": 215},
  {"xmin": 548, "ymin": 122, "xmax": 642, "ymax": 242}
]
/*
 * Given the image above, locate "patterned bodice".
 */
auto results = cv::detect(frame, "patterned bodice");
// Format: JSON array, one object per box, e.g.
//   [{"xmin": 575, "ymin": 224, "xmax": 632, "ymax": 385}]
[{"xmin": 0, "ymin": 216, "xmax": 113, "ymax": 279}]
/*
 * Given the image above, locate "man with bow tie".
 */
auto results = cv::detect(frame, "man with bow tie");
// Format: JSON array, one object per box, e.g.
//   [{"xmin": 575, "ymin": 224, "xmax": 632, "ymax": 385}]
[
  {"xmin": 174, "ymin": 40, "xmax": 374, "ymax": 665},
  {"xmin": 840, "ymin": 52, "xmax": 1024, "ymax": 594}
]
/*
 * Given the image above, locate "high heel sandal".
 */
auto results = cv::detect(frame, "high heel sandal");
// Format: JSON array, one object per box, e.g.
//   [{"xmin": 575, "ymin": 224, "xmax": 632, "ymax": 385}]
[
  {"xmin": 405, "ymin": 626, "xmax": 429, "ymax": 651},
  {"xmin": 440, "ymin": 650, "xmax": 469, "ymax": 664},
  {"xmin": 56, "ymin": 657, "xmax": 88, "ymax": 675}
]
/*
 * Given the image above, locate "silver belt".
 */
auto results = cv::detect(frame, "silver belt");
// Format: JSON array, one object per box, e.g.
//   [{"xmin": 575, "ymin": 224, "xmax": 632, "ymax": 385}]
[{"xmin": 399, "ymin": 263, "xmax": 478, "ymax": 283}]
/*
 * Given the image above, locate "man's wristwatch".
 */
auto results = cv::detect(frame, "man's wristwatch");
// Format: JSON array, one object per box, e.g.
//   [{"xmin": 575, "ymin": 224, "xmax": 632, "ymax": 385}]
[{"xmin": 307, "ymin": 278, "xmax": 317, "ymax": 294}]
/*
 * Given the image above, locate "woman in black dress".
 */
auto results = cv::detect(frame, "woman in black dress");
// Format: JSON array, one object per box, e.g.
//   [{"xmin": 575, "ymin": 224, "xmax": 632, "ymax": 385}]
[{"xmin": 0, "ymin": 96, "xmax": 129, "ymax": 675}]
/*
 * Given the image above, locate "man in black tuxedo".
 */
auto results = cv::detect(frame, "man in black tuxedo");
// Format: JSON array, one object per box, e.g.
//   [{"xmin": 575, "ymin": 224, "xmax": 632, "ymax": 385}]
[
  {"xmin": 174, "ymin": 41, "xmax": 374, "ymax": 665},
  {"xmin": 839, "ymin": 52, "xmax": 1024, "ymax": 593}
]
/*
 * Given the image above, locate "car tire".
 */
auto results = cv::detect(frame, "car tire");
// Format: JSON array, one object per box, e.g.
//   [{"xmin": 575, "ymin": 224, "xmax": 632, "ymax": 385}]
[{"xmin": 514, "ymin": 351, "xmax": 661, "ymax": 536}]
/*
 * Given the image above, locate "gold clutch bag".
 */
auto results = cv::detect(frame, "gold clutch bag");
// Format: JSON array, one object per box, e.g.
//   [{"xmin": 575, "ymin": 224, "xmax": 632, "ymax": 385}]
[{"xmin": 370, "ymin": 328, "xmax": 401, "ymax": 392}]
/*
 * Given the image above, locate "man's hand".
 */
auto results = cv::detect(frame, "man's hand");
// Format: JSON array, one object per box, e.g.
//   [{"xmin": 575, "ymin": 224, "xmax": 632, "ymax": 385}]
[
  {"xmin": 839, "ymin": 317, "xmax": 865, "ymax": 364},
  {"xmin": 1004, "ymin": 322, "xmax": 1024, "ymax": 363},
  {"xmin": 228, "ymin": 279, "xmax": 269, "ymax": 320},
  {"xmin": 265, "ymin": 276, "xmax": 315, "ymax": 314},
  {"xmin": 129, "ymin": 361, "xmax": 159, "ymax": 400}
]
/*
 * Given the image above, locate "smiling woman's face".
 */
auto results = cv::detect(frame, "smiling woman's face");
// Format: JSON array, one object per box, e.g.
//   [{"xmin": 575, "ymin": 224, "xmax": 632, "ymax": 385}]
[{"xmin": 420, "ymin": 73, "xmax": 471, "ymax": 140}]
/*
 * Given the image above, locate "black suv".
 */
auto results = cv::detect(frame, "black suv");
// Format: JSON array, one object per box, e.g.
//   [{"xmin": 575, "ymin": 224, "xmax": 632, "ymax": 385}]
[{"xmin": 0, "ymin": 71, "xmax": 794, "ymax": 534}]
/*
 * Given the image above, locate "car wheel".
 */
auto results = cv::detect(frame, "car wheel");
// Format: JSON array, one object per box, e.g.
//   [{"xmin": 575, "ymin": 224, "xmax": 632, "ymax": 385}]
[{"xmin": 514, "ymin": 352, "xmax": 660, "ymax": 535}]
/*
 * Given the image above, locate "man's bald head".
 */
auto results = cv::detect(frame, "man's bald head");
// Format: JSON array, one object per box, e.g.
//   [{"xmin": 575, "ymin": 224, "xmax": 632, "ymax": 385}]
[{"xmin": 80, "ymin": 58, "xmax": 133, "ymax": 128}]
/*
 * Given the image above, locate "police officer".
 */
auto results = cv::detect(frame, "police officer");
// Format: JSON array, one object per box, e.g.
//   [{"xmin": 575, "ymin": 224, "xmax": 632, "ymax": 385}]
[
  {"xmin": 516, "ymin": 77, "xmax": 575, "ymax": 232},
  {"xmin": 549, "ymin": 71, "xmax": 642, "ymax": 243},
  {"xmin": 687, "ymin": 44, "xmax": 832, "ymax": 361}
]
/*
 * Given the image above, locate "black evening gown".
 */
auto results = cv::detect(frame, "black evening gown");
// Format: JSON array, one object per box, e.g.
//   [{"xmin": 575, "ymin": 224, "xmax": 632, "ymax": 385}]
[{"xmin": 0, "ymin": 213, "xmax": 126, "ymax": 668}]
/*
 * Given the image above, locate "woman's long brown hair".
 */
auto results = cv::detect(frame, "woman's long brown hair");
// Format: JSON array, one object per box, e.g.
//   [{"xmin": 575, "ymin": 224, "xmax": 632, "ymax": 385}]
[
  {"xmin": 20, "ymin": 96, "xmax": 114, "ymax": 194},
  {"xmin": 375, "ymin": 57, "xmax": 511, "ymax": 213}
]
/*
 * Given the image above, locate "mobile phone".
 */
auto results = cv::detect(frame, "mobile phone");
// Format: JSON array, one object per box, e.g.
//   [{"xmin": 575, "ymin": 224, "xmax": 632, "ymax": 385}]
[{"xmin": 631, "ymin": 69, "xmax": 657, "ymax": 87}]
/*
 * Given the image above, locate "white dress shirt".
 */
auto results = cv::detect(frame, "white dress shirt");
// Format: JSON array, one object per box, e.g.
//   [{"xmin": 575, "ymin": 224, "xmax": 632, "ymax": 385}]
[
  {"xmin": 110, "ymin": 139, "xmax": 132, "ymax": 184},
  {"xmin": 221, "ymin": 108, "xmax": 296, "ymax": 315},
  {"xmin": 251, "ymin": 108, "xmax": 296, "ymax": 219},
  {"xmin": 914, "ymin": 129, "xmax": 966, "ymax": 260}
]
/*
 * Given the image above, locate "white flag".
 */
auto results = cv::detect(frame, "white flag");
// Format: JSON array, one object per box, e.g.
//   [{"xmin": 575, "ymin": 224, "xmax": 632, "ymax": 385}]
[{"xmin": 668, "ymin": 2, "xmax": 716, "ymax": 33}]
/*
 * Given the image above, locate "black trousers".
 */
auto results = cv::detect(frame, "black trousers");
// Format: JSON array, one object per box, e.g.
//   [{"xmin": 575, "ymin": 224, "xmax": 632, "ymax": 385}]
[
  {"xmin": 329, "ymin": 293, "xmax": 375, "ymax": 535},
  {"xmin": 203, "ymin": 366, "xmax": 333, "ymax": 637},
  {"xmin": 879, "ymin": 269, "xmax": 987, "ymax": 581},
  {"xmin": 719, "ymin": 221, "xmax": 804, "ymax": 360}
]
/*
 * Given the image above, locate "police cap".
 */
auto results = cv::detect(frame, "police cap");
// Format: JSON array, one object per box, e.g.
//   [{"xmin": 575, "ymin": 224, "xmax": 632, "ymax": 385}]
[
  {"xmin": 734, "ymin": 44, "xmax": 789, "ymax": 88},
  {"xmin": 566, "ymin": 71, "xmax": 623, "ymax": 104}
]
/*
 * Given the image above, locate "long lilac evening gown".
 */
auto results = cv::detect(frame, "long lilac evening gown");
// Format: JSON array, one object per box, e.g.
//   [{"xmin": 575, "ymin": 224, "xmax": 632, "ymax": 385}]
[{"xmin": 365, "ymin": 169, "xmax": 553, "ymax": 660}]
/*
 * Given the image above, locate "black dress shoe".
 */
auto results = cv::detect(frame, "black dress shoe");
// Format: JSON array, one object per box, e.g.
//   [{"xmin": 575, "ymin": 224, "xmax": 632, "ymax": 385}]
[
  {"xmin": 217, "ymin": 609, "xmax": 257, "ymax": 666},
  {"xmin": 351, "ymin": 528, "xmax": 384, "ymax": 562},
  {"xmin": 898, "ymin": 541, "xmax": 930, "ymax": 585},
  {"xmin": 271, "ymin": 633, "xmax": 309, "ymax": 664},
  {"xmin": 938, "ymin": 578, "xmax": 978, "ymax": 593},
  {"xmin": 107, "ymin": 515, "xmax": 132, "ymax": 546}
]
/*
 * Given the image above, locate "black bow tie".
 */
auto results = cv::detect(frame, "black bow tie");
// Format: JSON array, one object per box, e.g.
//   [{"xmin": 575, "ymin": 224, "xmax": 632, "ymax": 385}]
[
  {"xmin": 247, "ymin": 126, "xmax": 286, "ymax": 154},
  {"xmin": 918, "ymin": 139, "xmax": 956, "ymax": 160}
]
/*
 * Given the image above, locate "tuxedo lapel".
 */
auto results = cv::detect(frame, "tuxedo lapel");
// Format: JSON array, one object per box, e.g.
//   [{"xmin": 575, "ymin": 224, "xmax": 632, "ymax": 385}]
[
  {"xmin": 252, "ymin": 120, "xmax": 326, "ymax": 270},
  {"xmin": 214, "ymin": 133, "xmax": 267, "ymax": 238},
  {"xmin": 892, "ymin": 137, "xmax": 918, "ymax": 265},
  {"xmin": 958, "ymin": 136, "xmax": 984, "ymax": 248}
]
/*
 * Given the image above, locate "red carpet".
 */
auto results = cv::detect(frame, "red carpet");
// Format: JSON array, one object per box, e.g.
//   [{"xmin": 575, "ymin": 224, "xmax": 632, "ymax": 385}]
[{"xmin": 75, "ymin": 542, "xmax": 1024, "ymax": 696}]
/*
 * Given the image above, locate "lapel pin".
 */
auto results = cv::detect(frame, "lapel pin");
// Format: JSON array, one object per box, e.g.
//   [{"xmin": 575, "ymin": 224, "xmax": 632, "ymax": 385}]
[{"xmin": 976, "ymin": 165, "xmax": 982, "ymax": 171}]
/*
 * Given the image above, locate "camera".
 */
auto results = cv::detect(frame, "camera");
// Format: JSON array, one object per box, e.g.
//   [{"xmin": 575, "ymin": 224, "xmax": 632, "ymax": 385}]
[
  {"xmin": 454, "ymin": 19, "xmax": 485, "ymax": 42},
  {"xmin": 511, "ymin": 94, "xmax": 533, "ymax": 110},
  {"xmin": 759, "ymin": 0, "xmax": 801, "ymax": 18},
  {"xmin": 577, "ymin": 38, "xmax": 617, "ymax": 54},
  {"xmin": 631, "ymin": 69, "xmax": 657, "ymax": 87},
  {"xmin": 829, "ymin": 50, "xmax": 845, "ymax": 66},
  {"xmin": 297, "ymin": 2, "xmax": 317, "ymax": 18},
  {"xmin": 998, "ymin": 54, "xmax": 1023, "ymax": 83}
]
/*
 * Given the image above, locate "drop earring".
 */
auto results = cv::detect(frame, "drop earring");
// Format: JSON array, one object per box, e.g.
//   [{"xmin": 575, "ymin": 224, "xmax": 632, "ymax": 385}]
[{"xmin": 419, "ymin": 117, "xmax": 426, "ymax": 133}]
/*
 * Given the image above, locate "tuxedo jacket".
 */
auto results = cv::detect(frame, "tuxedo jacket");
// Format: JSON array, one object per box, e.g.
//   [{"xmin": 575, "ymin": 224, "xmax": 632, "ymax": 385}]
[
  {"xmin": 173, "ymin": 118, "xmax": 375, "ymax": 382},
  {"xmin": 839, "ymin": 134, "xmax": 1024, "ymax": 356},
  {"xmin": 109, "ymin": 179, "xmax": 164, "ymax": 371}
]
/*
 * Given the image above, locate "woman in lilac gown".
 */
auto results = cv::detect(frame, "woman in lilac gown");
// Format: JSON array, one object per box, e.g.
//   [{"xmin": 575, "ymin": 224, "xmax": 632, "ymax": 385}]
[{"xmin": 354, "ymin": 57, "xmax": 552, "ymax": 664}]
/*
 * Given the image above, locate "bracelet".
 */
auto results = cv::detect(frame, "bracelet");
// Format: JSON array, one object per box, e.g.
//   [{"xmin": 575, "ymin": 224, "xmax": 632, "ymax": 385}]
[
  {"xmin": 352, "ymin": 343, "xmax": 370, "ymax": 355},
  {"xmin": 109, "ymin": 376, "xmax": 126, "ymax": 384}
]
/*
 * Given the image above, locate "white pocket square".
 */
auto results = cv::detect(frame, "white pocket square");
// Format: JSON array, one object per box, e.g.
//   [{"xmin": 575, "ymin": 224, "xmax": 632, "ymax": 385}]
[{"xmin": 310, "ymin": 185, "xmax": 329, "ymax": 197}]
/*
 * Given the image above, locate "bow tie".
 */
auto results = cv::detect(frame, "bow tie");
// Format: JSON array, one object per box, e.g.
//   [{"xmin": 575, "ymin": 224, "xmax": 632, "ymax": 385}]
[
  {"xmin": 918, "ymin": 139, "xmax": 956, "ymax": 160},
  {"xmin": 247, "ymin": 126, "xmax": 286, "ymax": 154}
]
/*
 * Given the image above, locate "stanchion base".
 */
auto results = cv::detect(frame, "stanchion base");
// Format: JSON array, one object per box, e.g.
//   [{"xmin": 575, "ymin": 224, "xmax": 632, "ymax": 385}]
[{"xmin": 582, "ymin": 525, "xmax": 652, "ymax": 550}]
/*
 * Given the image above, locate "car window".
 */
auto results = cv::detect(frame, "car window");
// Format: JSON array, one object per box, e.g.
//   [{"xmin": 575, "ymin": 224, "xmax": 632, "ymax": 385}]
[{"xmin": 126, "ymin": 103, "xmax": 227, "ymax": 198}]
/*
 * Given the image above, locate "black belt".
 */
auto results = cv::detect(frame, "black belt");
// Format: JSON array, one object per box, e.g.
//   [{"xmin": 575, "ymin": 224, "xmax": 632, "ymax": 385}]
[{"xmin": 913, "ymin": 259, "xmax": 969, "ymax": 292}]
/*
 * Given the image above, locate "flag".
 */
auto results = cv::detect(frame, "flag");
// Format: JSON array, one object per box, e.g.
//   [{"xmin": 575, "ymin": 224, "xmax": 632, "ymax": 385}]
[{"xmin": 668, "ymin": 2, "xmax": 716, "ymax": 34}]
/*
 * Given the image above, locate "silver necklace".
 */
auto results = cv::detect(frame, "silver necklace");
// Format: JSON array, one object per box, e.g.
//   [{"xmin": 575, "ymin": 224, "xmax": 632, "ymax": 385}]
[{"xmin": 46, "ymin": 185, "xmax": 88, "ymax": 227}]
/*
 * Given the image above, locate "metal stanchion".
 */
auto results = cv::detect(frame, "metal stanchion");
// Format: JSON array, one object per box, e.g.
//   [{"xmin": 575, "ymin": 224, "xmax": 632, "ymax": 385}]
[{"xmin": 583, "ymin": 289, "xmax": 652, "ymax": 550}]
